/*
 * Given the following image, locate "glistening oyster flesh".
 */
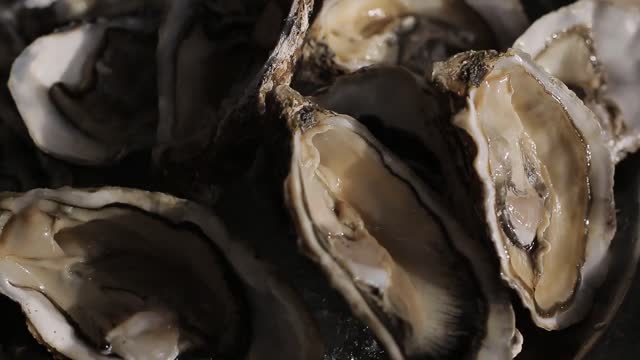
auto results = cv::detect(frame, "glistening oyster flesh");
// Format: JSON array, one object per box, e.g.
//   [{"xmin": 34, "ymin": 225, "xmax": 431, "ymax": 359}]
[
  {"xmin": 311, "ymin": 66, "xmax": 478, "ymax": 232},
  {"xmin": 280, "ymin": 85, "xmax": 520, "ymax": 359},
  {"xmin": 433, "ymin": 49, "xmax": 616, "ymax": 330},
  {"xmin": 514, "ymin": 0, "xmax": 640, "ymax": 162},
  {"xmin": 0, "ymin": 187, "xmax": 322, "ymax": 359},
  {"xmin": 299, "ymin": 0, "xmax": 528, "ymax": 84}
]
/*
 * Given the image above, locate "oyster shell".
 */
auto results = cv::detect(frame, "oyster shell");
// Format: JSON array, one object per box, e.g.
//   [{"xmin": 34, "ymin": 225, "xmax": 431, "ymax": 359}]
[
  {"xmin": 433, "ymin": 49, "xmax": 616, "ymax": 330},
  {"xmin": 312, "ymin": 67, "xmax": 447, "ymax": 175},
  {"xmin": 312, "ymin": 66, "xmax": 480, "ymax": 233},
  {"xmin": 299, "ymin": 0, "xmax": 528, "ymax": 85},
  {"xmin": 178, "ymin": 0, "xmax": 314, "ymax": 195},
  {"xmin": 279, "ymin": 85, "xmax": 520, "ymax": 359},
  {"xmin": 8, "ymin": 21, "xmax": 158, "ymax": 165},
  {"xmin": 0, "ymin": 187, "xmax": 322, "ymax": 359},
  {"xmin": 8, "ymin": 0, "xmax": 293, "ymax": 166},
  {"xmin": 155, "ymin": 0, "xmax": 291, "ymax": 164},
  {"xmin": 514, "ymin": 0, "xmax": 640, "ymax": 162}
]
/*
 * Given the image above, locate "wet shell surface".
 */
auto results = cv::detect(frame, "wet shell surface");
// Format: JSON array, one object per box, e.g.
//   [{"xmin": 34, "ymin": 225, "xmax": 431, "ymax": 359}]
[
  {"xmin": 0, "ymin": 187, "xmax": 322, "ymax": 360},
  {"xmin": 514, "ymin": 0, "xmax": 640, "ymax": 162},
  {"xmin": 299, "ymin": 0, "xmax": 528, "ymax": 84},
  {"xmin": 281, "ymin": 85, "xmax": 520, "ymax": 359},
  {"xmin": 1, "ymin": 0, "xmax": 640, "ymax": 359},
  {"xmin": 8, "ymin": 22, "xmax": 149, "ymax": 165},
  {"xmin": 433, "ymin": 49, "xmax": 616, "ymax": 330}
]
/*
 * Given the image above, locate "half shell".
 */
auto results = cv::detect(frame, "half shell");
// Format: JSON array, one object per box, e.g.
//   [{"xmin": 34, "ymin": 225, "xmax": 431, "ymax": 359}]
[
  {"xmin": 514, "ymin": 0, "xmax": 640, "ymax": 162},
  {"xmin": 433, "ymin": 49, "xmax": 616, "ymax": 330},
  {"xmin": 8, "ymin": 22, "xmax": 157, "ymax": 165},
  {"xmin": 280, "ymin": 85, "xmax": 520, "ymax": 359},
  {"xmin": 0, "ymin": 187, "xmax": 322, "ymax": 359},
  {"xmin": 299, "ymin": 0, "xmax": 528, "ymax": 84}
]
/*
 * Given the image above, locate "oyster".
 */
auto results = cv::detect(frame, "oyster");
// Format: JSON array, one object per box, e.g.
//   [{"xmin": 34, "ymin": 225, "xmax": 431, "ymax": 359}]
[
  {"xmin": 0, "ymin": 187, "xmax": 322, "ymax": 359},
  {"xmin": 280, "ymin": 85, "xmax": 520, "ymax": 359},
  {"xmin": 8, "ymin": 21, "xmax": 158, "ymax": 165},
  {"xmin": 514, "ymin": 0, "xmax": 640, "ymax": 162},
  {"xmin": 312, "ymin": 66, "xmax": 447, "ymax": 174},
  {"xmin": 8, "ymin": 0, "xmax": 292, "ymax": 166},
  {"xmin": 433, "ymin": 49, "xmax": 616, "ymax": 330},
  {"xmin": 299, "ymin": 0, "xmax": 528, "ymax": 84},
  {"xmin": 155, "ymin": 0, "xmax": 291, "ymax": 164},
  {"xmin": 312, "ymin": 66, "xmax": 480, "ymax": 232}
]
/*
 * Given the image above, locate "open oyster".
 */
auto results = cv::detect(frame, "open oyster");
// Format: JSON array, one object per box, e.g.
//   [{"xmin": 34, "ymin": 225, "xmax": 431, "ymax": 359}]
[
  {"xmin": 279, "ymin": 85, "xmax": 520, "ymax": 359},
  {"xmin": 312, "ymin": 66, "xmax": 481, "ymax": 233},
  {"xmin": 514, "ymin": 0, "xmax": 640, "ymax": 162},
  {"xmin": 8, "ymin": 21, "xmax": 158, "ymax": 165},
  {"xmin": 0, "ymin": 187, "xmax": 322, "ymax": 359},
  {"xmin": 433, "ymin": 49, "xmax": 616, "ymax": 330},
  {"xmin": 299, "ymin": 0, "xmax": 528, "ymax": 84},
  {"xmin": 312, "ymin": 66, "xmax": 448, "ymax": 181},
  {"xmin": 8, "ymin": 0, "xmax": 292, "ymax": 166}
]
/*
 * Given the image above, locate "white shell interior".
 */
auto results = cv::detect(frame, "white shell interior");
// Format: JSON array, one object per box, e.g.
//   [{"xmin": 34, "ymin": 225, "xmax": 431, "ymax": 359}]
[
  {"xmin": 451, "ymin": 50, "xmax": 615, "ymax": 329},
  {"xmin": 8, "ymin": 24, "xmax": 114, "ymax": 165},
  {"xmin": 288, "ymin": 109, "xmax": 520, "ymax": 359},
  {"xmin": 515, "ymin": 0, "xmax": 640, "ymax": 161},
  {"xmin": 0, "ymin": 188, "xmax": 322, "ymax": 360},
  {"xmin": 308, "ymin": 0, "xmax": 483, "ymax": 71}
]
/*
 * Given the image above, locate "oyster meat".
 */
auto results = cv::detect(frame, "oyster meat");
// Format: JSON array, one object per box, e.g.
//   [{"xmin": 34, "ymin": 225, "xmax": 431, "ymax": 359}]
[
  {"xmin": 281, "ymin": 85, "xmax": 520, "ymax": 359},
  {"xmin": 433, "ymin": 49, "xmax": 616, "ymax": 330},
  {"xmin": 0, "ymin": 187, "xmax": 321, "ymax": 359},
  {"xmin": 299, "ymin": 0, "xmax": 528, "ymax": 84},
  {"xmin": 514, "ymin": 0, "xmax": 640, "ymax": 162},
  {"xmin": 312, "ymin": 66, "xmax": 479, "ymax": 232}
]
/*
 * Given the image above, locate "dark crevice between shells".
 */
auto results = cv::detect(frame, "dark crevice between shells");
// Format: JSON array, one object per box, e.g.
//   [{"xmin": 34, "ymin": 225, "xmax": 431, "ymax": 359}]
[{"xmin": 357, "ymin": 114, "xmax": 445, "ymax": 192}]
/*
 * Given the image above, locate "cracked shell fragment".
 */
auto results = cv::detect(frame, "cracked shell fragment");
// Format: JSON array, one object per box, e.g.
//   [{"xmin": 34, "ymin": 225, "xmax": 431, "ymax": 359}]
[
  {"xmin": 433, "ymin": 49, "xmax": 616, "ymax": 330},
  {"xmin": 0, "ymin": 187, "xmax": 322, "ymax": 360},
  {"xmin": 281, "ymin": 86, "xmax": 521, "ymax": 359}
]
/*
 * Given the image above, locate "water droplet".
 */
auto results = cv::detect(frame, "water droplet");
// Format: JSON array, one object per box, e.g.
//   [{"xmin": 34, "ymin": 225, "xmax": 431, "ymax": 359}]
[{"xmin": 100, "ymin": 343, "xmax": 113, "ymax": 355}]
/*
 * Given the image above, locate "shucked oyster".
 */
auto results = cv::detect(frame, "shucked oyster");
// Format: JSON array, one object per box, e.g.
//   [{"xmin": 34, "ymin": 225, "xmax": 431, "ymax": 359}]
[
  {"xmin": 433, "ymin": 49, "xmax": 616, "ymax": 330},
  {"xmin": 279, "ymin": 85, "xmax": 520, "ymax": 359},
  {"xmin": 8, "ymin": 0, "xmax": 292, "ymax": 166},
  {"xmin": 514, "ymin": 0, "xmax": 640, "ymax": 162},
  {"xmin": 312, "ymin": 66, "xmax": 448, "ymax": 182},
  {"xmin": 311, "ymin": 66, "xmax": 479, "ymax": 233},
  {"xmin": 299, "ymin": 0, "xmax": 528, "ymax": 84},
  {"xmin": 8, "ymin": 21, "xmax": 158, "ymax": 165},
  {"xmin": 155, "ymin": 0, "xmax": 292, "ymax": 164},
  {"xmin": 0, "ymin": 187, "xmax": 321, "ymax": 359}
]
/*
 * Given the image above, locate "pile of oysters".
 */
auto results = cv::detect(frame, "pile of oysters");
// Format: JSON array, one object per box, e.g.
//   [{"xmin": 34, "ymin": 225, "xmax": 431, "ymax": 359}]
[{"xmin": 0, "ymin": 0, "xmax": 639, "ymax": 359}]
